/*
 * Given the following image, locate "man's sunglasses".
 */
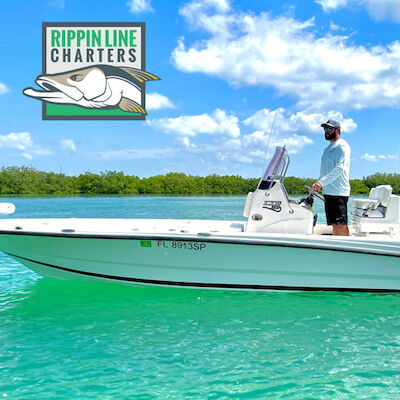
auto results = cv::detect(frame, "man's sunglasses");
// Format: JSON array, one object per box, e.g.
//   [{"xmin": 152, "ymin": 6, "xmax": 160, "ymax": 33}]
[{"xmin": 324, "ymin": 127, "xmax": 335, "ymax": 132}]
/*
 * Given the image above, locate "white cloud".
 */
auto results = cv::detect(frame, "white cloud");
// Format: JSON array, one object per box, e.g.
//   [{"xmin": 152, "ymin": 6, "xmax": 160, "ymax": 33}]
[
  {"xmin": 316, "ymin": 0, "xmax": 350, "ymax": 11},
  {"xmin": 145, "ymin": 107, "xmax": 323, "ymax": 165},
  {"xmin": 127, "ymin": 0, "xmax": 153, "ymax": 13},
  {"xmin": 147, "ymin": 108, "xmax": 240, "ymax": 138},
  {"xmin": 361, "ymin": 152, "xmax": 398, "ymax": 162},
  {"xmin": 244, "ymin": 108, "xmax": 357, "ymax": 135},
  {"xmin": 317, "ymin": 0, "xmax": 400, "ymax": 22},
  {"xmin": 365, "ymin": 0, "xmax": 400, "ymax": 22},
  {"xmin": 329, "ymin": 21, "xmax": 345, "ymax": 31},
  {"xmin": 224, "ymin": 131, "xmax": 313, "ymax": 164},
  {"xmin": 0, "ymin": 82, "xmax": 9, "ymax": 95},
  {"xmin": 172, "ymin": 1, "xmax": 400, "ymax": 111},
  {"xmin": 361, "ymin": 153, "xmax": 378, "ymax": 162},
  {"xmin": 0, "ymin": 132, "xmax": 34, "ymax": 150},
  {"xmin": 178, "ymin": 136, "xmax": 194, "ymax": 148},
  {"xmin": 96, "ymin": 148, "xmax": 173, "ymax": 161},
  {"xmin": 60, "ymin": 139, "xmax": 77, "ymax": 152},
  {"xmin": 146, "ymin": 93, "xmax": 175, "ymax": 111},
  {"xmin": 0, "ymin": 132, "xmax": 52, "ymax": 159},
  {"xmin": 97, "ymin": 107, "xmax": 320, "ymax": 166},
  {"xmin": 191, "ymin": 130, "xmax": 313, "ymax": 166}
]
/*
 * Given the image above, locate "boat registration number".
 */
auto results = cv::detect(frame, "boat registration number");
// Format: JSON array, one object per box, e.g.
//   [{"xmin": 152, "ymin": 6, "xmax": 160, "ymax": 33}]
[{"xmin": 157, "ymin": 240, "xmax": 207, "ymax": 251}]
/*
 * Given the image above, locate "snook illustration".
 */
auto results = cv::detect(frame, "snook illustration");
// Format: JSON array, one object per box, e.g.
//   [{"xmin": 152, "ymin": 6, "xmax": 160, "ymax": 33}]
[{"xmin": 23, "ymin": 65, "xmax": 160, "ymax": 115}]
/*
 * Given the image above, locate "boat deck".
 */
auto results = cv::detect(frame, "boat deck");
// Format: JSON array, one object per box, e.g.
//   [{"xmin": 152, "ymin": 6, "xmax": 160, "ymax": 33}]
[
  {"xmin": 0, "ymin": 218, "xmax": 247, "ymax": 236},
  {"xmin": 0, "ymin": 218, "xmax": 398, "ymax": 243}
]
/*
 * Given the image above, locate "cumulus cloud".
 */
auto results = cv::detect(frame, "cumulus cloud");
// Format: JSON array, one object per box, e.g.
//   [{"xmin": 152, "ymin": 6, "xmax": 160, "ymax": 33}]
[
  {"xmin": 146, "ymin": 93, "xmax": 175, "ymax": 111},
  {"xmin": 315, "ymin": 0, "xmax": 350, "ymax": 11},
  {"xmin": 172, "ymin": 0, "xmax": 400, "ymax": 111},
  {"xmin": 0, "ymin": 132, "xmax": 52, "ymax": 159},
  {"xmin": 95, "ymin": 106, "xmax": 321, "ymax": 166},
  {"xmin": 227, "ymin": 107, "xmax": 324, "ymax": 163},
  {"xmin": 127, "ymin": 0, "xmax": 153, "ymax": 13},
  {"xmin": 361, "ymin": 153, "xmax": 378, "ymax": 162},
  {"xmin": 0, "ymin": 132, "xmax": 34, "ymax": 150},
  {"xmin": 60, "ymin": 139, "xmax": 77, "ymax": 152},
  {"xmin": 361, "ymin": 152, "xmax": 398, "ymax": 162},
  {"xmin": 147, "ymin": 108, "xmax": 240, "ymax": 138},
  {"xmin": 243, "ymin": 108, "xmax": 357, "ymax": 134},
  {"xmin": 95, "ymin": 129, "xmax": 313, "ymax": 166},
  {"xmin": 365, "ymin": 0, "xmax": 400, "ymax": 22},
  {"xmin": 145, "ymin": 107, "xmax": 325, "ymax": 164},
  {"xmin": 0, "ymin": 82, "xmax": 9, "ymax": 95},
  {"xmin": 177, "ymin": 130, "xmax": 313, "ymax": 166},
  {"xmin": 223, "ymin": 131, "xmax": 313, "ymax": 164},
  {"xmin": 96, "ymin": 148, "xmax": 173, "ymax": 161},
  {"xmin": 317, "ymin": 0, "xmax": 400, "ymax": 22}
]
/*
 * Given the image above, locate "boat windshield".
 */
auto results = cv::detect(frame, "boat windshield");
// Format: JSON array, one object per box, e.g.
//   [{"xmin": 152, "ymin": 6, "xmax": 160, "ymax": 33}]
[{"xmin": 258, "ymin": 146, "xmax": 290, "ymax": 190}]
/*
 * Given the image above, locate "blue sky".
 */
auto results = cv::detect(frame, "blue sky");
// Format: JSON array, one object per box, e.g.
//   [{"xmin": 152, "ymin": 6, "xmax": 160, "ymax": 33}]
[{"xmin": 1, "ymin": 0, "xmax": 400, "ymax": 178}]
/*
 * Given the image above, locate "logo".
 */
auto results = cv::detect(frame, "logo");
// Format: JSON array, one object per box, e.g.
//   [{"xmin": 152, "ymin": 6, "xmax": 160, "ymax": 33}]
[
  {"xmin": 23, "ymin": 23, "xmax": 160, "ymax": 120},
  {"xmin": 140, "ymin": 240, "xmax": 152, "ymax": 248},
  {"xmin": 263, "ymin": 201, "xmax": 282, "ymax": 212}
]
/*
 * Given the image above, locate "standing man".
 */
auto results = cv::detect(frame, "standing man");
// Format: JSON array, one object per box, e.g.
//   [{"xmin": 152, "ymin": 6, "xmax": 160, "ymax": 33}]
[{"xmin": 312, "ymin": 119, "xmax": 351, "ymax": 236}]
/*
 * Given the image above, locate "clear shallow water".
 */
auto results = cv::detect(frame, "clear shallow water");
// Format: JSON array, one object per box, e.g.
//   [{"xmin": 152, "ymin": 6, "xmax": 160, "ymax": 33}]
[{"xmin": 1, "ymin": 196, "xmax": 399, "ymax": 399}]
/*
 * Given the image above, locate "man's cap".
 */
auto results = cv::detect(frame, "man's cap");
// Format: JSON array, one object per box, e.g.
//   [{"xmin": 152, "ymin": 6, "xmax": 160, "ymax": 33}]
[{"xmin": 321, "ymin": 119, "xmax": 341, "ymax": 129}]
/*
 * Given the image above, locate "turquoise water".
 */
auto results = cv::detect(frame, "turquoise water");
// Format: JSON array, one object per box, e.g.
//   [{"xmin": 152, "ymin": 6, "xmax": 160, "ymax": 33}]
[{"xmin": 0, "ymin": 196, "xmax": 399, "ymax": 399}]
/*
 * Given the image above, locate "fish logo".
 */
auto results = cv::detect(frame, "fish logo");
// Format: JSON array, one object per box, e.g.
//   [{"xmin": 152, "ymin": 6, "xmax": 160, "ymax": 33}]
[{"xmin": 23, "ymin": 65, "xmax": 160, "ymax": 115}]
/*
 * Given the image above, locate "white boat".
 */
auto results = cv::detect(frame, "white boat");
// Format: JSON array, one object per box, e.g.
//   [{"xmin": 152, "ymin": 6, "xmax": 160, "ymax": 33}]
[{"xmin": 0, "ymin": 146, "xmax": 400, "ymax": 293}]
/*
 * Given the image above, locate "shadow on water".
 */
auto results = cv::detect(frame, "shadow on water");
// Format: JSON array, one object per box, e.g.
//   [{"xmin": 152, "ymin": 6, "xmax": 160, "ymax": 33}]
[{"xmin": 4, "ymin": 276, "xmax": 400, "ymax": 327}]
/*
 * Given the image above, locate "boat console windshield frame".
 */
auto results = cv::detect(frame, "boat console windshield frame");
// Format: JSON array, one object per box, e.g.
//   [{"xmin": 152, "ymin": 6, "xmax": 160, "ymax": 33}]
[{"xmin": 258, "ymin": 146, "xmax": 290, "ymax": 190}]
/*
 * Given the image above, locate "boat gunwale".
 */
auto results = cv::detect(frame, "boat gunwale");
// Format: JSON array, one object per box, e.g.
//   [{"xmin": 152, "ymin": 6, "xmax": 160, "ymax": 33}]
[{"xmin": 1, "ymin": 229, "xmax": 400, "ymax": 258}]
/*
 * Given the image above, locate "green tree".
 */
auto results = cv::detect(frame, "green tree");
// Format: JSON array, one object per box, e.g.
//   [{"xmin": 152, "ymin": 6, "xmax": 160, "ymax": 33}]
[
  {"xmin": 0, "ymin": 165, "xmax": 397, "ymax": 195},
  {"xmin": 350, "ymin": 179, "xmax": 369, "ymax": 195}
]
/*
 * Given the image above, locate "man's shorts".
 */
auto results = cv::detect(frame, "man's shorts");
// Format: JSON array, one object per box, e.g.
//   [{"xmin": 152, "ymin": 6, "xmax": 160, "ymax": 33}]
[{"xmin": 324, "ymin": 195, "xmax": 349, "ymax": 225}]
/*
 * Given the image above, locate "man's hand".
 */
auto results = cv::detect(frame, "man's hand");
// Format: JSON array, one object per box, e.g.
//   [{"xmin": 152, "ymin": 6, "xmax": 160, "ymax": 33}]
[{"xmin": 312, "ymin": 181, "xmax": 322, "ymax": 192}]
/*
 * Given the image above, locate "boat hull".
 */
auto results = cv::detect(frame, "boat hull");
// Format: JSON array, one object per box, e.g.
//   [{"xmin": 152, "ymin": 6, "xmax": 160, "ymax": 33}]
[{"xmin": 1, "ymin": 231, "xmax": 400, "ymax": 292}]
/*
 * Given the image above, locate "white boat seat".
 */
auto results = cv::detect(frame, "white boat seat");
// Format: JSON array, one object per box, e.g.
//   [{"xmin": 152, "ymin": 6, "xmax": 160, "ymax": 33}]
[
  {"xmin": 353, "ymin": 185, "xmax": 393, "ymax": 210},
  {"xmin": 366, "ymin": 209, "xmax": 385, "ymax": 218},
  {"xmin": 370, "ymin": 185, "xmax": 392, "ymax": 207},
  {"xmin": 352, "ymin": 198, "xmax": 379, "ymax": 210}
]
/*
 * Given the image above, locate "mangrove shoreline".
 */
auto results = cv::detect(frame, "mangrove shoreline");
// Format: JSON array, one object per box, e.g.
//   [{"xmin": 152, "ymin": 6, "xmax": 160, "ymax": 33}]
[{"xmin": 0, "ymin": 166, "xmax": 395, "ymax": 195}]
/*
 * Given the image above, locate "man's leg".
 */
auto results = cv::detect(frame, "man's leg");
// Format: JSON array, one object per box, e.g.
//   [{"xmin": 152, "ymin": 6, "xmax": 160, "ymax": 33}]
[
  {"xmin": 332, "ymin": 224, "xmax": 349, "ymax": 236},
  {"xmin": 325, "ymin": 195, "xmax": 349, "ymax": 236}
]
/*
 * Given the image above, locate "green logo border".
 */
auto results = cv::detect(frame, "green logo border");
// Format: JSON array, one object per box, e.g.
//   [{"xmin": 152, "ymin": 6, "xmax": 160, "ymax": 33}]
[{"xmin": 42, "ymin": 22, "xmax": 146, "ymax": 121}]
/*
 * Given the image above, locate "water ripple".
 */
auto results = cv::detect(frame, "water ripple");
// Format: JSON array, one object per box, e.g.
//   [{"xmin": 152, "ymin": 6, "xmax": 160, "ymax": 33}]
[{"xmin": 0, "ymin": 196, "xmax": 399, "ymax": 399}]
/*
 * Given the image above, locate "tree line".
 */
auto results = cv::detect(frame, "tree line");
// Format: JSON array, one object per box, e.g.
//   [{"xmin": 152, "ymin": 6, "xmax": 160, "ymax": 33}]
[{"xmin": 0, "ymin": 166, "xmax": 394, "ymax": 195}]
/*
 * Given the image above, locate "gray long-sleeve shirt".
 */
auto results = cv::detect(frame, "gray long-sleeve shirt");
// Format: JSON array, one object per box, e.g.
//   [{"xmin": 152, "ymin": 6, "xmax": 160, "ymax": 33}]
[{"xmin": 319, "ymin": 138, "xmax": 351, "ymax": 196}]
